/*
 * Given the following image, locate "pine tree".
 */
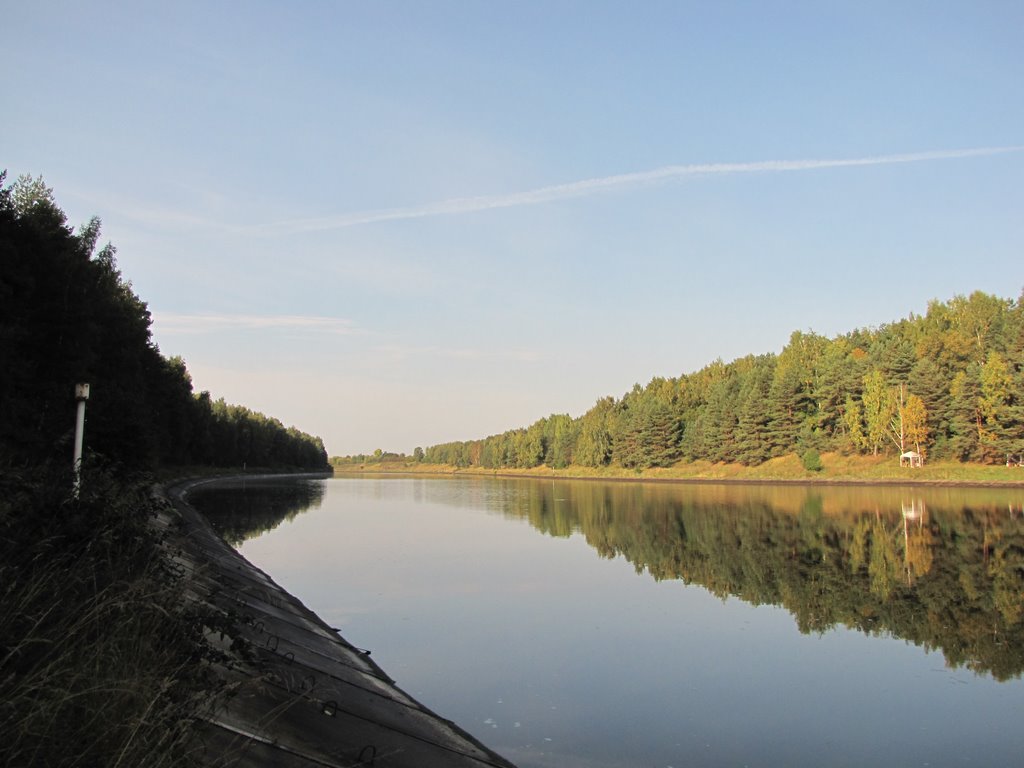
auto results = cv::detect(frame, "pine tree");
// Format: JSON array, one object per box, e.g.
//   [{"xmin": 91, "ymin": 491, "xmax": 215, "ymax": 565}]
[
  {"xmin": 908, "ymin": 357, "xmax": 952, "ymax": 457},
  {"xmin": 949, "ymin": 367, "xmax": 982, "ymax": 461},
  {"xmin": 734, "ymin": 356, "xmax": 774, "ymax": 465}
]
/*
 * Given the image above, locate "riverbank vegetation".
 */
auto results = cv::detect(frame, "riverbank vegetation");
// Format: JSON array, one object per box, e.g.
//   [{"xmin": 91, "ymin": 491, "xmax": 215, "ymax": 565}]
[
  {"xmin": 0, "ymin": 466, "xmax": 222, "ymax": 766},
  {"xmin": 0, "ymin": 173, "xmax": 329, "ymax": 765},
  {"xmin": 333, "ymin": 452, "xmax": 1024, "ymax": 485},
  {"xmin": 411, "ymin": 290, "xmax": 1023, "ymax": 475}
]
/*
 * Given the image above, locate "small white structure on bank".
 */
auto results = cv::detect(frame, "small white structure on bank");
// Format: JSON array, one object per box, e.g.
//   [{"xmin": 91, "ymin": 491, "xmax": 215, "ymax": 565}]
[{"xmin": 900, "ymin": 450, "xmax": 923, "ymax": 468}]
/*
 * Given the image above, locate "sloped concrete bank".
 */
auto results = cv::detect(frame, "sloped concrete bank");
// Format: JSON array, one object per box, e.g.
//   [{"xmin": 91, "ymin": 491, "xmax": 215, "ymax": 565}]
[{"xmin": 157, "ymin": 476, "xmax": 516, "ymax": 768}]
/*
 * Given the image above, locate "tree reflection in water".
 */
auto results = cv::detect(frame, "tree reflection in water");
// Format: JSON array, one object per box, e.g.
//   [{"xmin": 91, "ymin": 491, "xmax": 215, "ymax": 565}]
[
  {"xmin": 193, "ymin": 476, "xmax": 1024, "ymax": 682},
  {"xmin": 482, "ymin": 480, "xmax": 1024, "ymax": 681},
  {"xmin": 190, "ymin": 477, "xmax": 326, "ymax": 547}
]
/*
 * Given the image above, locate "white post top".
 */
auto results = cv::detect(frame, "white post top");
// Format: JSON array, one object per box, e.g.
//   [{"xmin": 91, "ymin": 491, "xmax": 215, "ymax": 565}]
[{"xmin": 75, "ymin": 383, "xmax": 90, "ymax": 400}]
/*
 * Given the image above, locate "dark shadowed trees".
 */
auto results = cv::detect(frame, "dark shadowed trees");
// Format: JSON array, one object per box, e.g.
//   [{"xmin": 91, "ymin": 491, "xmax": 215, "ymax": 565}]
[{"xmin": 0, "ymin": 173, "xmax": 328, "ymax": 472}]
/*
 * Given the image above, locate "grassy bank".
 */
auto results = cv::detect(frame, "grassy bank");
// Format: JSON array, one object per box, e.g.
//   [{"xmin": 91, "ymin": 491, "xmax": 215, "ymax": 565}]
[
  {"xmin": 332, "ymin": 452, "xmax": 1024, "ymax": 486},
  {"xmin": 0, "ymin": 466, "xmax": 224, "ymax": 767}
]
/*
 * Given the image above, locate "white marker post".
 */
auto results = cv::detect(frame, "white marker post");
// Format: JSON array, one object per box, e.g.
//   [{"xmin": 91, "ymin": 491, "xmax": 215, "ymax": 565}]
[{"xmin": 73, "ymin": 382, "xmax": 90, "ymax": 497}]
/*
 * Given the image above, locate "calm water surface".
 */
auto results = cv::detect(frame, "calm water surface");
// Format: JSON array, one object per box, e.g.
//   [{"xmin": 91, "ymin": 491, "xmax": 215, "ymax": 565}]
[{"xmin": 191, "ymin": 476, "xmax": 1024, "ymax": 768}]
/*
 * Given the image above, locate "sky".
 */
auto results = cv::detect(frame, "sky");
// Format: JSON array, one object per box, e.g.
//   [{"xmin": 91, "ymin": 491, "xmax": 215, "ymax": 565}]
[{"xmin": 4, "ymin": 1, "xmax": 1023, "ymax": 456}]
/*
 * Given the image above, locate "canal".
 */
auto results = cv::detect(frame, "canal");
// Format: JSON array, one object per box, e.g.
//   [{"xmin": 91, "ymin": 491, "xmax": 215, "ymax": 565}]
[{"xmin": 190, "ymin": 475, "xmax": 1024, "ymax": 768}]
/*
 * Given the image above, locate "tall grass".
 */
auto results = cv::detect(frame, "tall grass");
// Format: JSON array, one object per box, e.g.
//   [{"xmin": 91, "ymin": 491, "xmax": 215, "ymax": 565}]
[{"xmin": 0, "ymin": 465, "xmax": 221, "ymax": 767}]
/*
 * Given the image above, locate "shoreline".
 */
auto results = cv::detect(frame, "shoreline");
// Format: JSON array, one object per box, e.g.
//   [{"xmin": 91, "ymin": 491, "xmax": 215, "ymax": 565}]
[
  {"xmin": 161, "ymin": 474, "xmax": 517, "ymax": 768},
  {"xmin": 158, "ymin": 469, "xmax": 1020, "ymax": 765},
  {"xmin": 330, "ymin": 464, "xmax": 1024, "ymax": 490}
]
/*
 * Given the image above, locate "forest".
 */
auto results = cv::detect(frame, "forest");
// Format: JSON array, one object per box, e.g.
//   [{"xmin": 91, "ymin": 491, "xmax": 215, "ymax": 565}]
[
  {"xmin": 0, "ymin": 173, "xmax": 329, "ymax": 474},
  {"xmin": 423, "ymin": 290, "xmax": 1024, "ymax": 471}
]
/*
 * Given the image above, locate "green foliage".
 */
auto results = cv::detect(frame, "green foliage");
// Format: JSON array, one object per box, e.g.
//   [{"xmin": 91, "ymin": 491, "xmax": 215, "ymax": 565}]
[
  {"xmin": 843, "ymin": 395, "xmax": 867, "ymax": 452},
  {"xmin": 612, "ymin": 394, "xmax": 680, "ymax": 469},
  {"xmin": 421, "ymin": 288, "xmax": 1024, "ymax": 471},
  {"xmin": 908, "ymin": 356, "xmax": 950, "ymax": 452},
  {"xmin": 573, "ymin": 398, "xmax": 614, "ymax": 467},
  {"xmin": 332, "ymin": 450, "xmax": 411, "ymax": 465},
  {"xmin": 693, "ymin": 367, "xmax": 740, "ymax": 463},
  {"xmin": 735, "ymin": 355, "xmax": 775, "ymax": 465},
  {"xmin": 979, "ymin": 352, "xmax": 1017, "ymax": 459},
  {"xmin": 544, "ymin": 413, "xmax": 577, "ymax": 469},
  {"xmin": 861, "ymin": 369, "xmax": 896, "ymax": 456},
  {"xmin": 0, "ymin": 174, "xmax": 328, "ymax": 472},
  {"xmin": 801, "ymin": 447, "xmax": 823, "ymax": 472},
  {"xmin": 949, "ymin": 367, "xmax": 984, "ymax": 461}
]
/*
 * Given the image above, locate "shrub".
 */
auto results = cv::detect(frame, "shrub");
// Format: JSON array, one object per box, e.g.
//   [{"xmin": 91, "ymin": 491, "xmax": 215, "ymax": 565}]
[{"xmin": 801, "ymin": 448, "xmax": 823, "ymax": 472}]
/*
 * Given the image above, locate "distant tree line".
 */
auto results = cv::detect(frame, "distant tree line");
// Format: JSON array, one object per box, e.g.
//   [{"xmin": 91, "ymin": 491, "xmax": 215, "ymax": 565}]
[
  {"xmin": 424, "ymin": 291, "xmax": 1024, "ymax": 469},
  {"xmin": 0, "ymin": 173, "xmax": 328, "ymax": 472},
  {"xmin": 331, "ymin": 449, "xmax": 414, "ymax": 466}
]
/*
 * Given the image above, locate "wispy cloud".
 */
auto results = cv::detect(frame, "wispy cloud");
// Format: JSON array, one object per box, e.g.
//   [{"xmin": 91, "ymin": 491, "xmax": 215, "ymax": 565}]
[
  {"xmin": 265, "ymin": 146, "xmax": 1023, "ymax": 234},
  {"xmin": 154, "ymin": 312, "xmax": 358, "ymax": 335}
]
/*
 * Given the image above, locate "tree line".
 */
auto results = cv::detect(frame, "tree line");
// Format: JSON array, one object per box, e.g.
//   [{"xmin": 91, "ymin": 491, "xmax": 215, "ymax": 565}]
[
  {"xmin": 0, "ymin": 173, "xmax": 328, "ymax": 472},
  {"xmin": 424, "ymin": 290, "xmax": 1024, "ymax": 469}
]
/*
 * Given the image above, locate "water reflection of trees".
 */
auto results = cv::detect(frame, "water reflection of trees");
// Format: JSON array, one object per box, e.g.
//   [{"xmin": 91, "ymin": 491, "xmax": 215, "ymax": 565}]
[
  {"xmin": 492, "ymin": 481, "xmax": 1024, "ymax": 681},
  {"xmin": 189, "ymin": 479, "xmax": 326, "ymax": 546}
]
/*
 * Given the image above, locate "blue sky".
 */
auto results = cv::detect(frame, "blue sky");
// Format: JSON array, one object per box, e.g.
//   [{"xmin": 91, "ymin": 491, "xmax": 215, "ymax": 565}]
[{"xmin": 5, "ymin": 1, "xmax": 1023, "ymax": 455}]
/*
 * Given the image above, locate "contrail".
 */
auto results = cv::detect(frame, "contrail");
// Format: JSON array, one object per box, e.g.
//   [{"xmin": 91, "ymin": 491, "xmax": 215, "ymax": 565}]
[{"xmin": 270, "ymin": 146, "xmax": 1022, "ymax": 233}]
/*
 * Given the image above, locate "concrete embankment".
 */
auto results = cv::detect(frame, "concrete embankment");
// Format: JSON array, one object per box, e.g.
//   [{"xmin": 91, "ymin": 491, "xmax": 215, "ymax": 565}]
[{"xmin": 157, "ymin": 477, "xmax": 516, "ymax": 768}]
